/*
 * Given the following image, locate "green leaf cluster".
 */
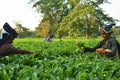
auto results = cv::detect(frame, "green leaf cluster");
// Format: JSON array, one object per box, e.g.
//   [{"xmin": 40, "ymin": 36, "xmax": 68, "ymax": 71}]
[{"xmin": 0, "ymin": 38, "xmax": 120, "ymax": 79}]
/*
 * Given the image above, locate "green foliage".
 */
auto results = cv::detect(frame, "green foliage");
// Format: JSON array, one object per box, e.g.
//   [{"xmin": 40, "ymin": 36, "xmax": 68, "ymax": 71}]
[
  {"xmin": 35, "ymin": 21, "xmax": 50, "ymax": 37},
  {"xmin": 0, "ymin": 29, "xmax": 1, "ymax": 33},
  {"xmin": 31, "ymin": 0, "xmax": 117, "ymax": 38},
  {"xmin": 15, "ymin": 21, "xmax": 38, "ymax": 38},
  {"xmin": 0, "ymin": 38, "xmax": 120, "ymax": 79},
  {"xmin": 113, "ymin": 26, "xmax": 120, "ymax": 37}
]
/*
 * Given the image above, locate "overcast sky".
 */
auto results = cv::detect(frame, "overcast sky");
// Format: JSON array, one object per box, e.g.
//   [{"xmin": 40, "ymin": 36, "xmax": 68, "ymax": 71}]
[
  {"xmin": 0, "ymin": 0, "xmax": 42, "ymax": 30},
  {"xmin": 0, "ymin": 0, "xmax": 120, "ymax": 30},
  {"xmin": 100, "ymin": 0, "xmax": 120, "ymax": 25}
]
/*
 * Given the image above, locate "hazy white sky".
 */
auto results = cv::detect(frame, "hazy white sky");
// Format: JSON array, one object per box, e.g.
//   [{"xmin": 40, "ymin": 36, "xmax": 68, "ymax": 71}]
[
  {"xmin": 0, "ymin": 0, "xmax": 42, "ymax": 30},
  {"xmin": 100, "ymin": 0, "xmax": 120, "ymax": 25},
  {"xmin": 0, "ymin": 0, "xmax": 120, "ymax": 30}
]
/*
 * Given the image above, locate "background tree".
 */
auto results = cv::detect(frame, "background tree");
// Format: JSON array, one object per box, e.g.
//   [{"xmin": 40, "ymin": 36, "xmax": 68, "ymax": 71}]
[
  {"xmin": 30, "ymin": 0, "xmax": 70, "ymax": 38},
  {"xmin": 30, "ymin": 0, "xmax": 118, "ymax": 38},
  {"xmin": 15, "ymin": 22, "xmax": 37, "ymax": 38},
  {"xmin": 113, "ymin": 26, "xmax": 120, "ymax": 37},
  {"xmin": 35, "ymin": 21, "xmax": 50, "ymax": 37}
]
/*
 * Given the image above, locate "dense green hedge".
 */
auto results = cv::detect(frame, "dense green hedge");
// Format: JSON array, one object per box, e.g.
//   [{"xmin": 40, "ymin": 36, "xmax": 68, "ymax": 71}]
[{"xmin": 0, "ymin": 38, "xmax": 120, "ymax": 80}]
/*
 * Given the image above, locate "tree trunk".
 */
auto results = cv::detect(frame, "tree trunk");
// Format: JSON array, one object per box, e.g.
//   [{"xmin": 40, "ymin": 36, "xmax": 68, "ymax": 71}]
[
  {"xmin": 85, "ymin": 30, "xmax": 89, "ymax": 39},
  {"xmin": 85, "ymin": 24, "xmax": 91, "ymax": 39}
]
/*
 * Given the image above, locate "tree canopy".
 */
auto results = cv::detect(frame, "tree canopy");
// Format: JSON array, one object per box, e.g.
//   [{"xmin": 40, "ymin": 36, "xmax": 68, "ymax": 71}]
[{"xmin": 30, "ymin": 0, "xmax": 118, "ymax": 38}]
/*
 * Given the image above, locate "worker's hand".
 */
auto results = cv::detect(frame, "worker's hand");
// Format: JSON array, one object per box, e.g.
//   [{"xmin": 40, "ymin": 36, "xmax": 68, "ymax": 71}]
[
  {"xmin": 33, "ymin": 52, "xmax": 41, "ymax": 57},
  {"xmin": 84, "ymin": 47, "xmax": 91, "ymax": 52},
  {"xmin": 76, "ymin": 43, "xmax": 84, "ymax": 48},
  {"xmin": 96, "ymin": 48, "xmax": 107, "ymax": 54},
  {"xmin": 33, "ymin": 52, "xmax": 41, "ymax": 55}
]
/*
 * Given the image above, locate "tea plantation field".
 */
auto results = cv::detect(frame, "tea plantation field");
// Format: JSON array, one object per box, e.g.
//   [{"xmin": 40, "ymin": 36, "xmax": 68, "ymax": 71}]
[{"xmin": 0, "ymin": 38, "xmax": 120, "ymax": 80}]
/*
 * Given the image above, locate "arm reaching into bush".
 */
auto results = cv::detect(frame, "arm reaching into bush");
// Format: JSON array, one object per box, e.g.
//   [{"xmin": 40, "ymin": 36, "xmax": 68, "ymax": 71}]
[
  {"xmin": 0, "ymin": 22, "xmax": 40, "ymax": 57},
  {"xmin": 82, "ymin": 23, "xmax": 119, "ymax": 58}
]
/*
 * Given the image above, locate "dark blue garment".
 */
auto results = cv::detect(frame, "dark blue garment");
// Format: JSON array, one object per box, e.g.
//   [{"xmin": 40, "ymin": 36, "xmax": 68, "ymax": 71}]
[{"xmin": 84, "ymin": 37, "xmax": 119, "ymax": 58}]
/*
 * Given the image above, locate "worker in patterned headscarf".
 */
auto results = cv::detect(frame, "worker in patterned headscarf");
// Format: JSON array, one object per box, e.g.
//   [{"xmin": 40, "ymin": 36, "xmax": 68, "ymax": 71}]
[
  {"xmin": 84, "ymin": 23, "xmax": 120, "ymax": 58},
  {"xmin": 0, "ymin": 22, "xmax": 39, "ymax": 57}
]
